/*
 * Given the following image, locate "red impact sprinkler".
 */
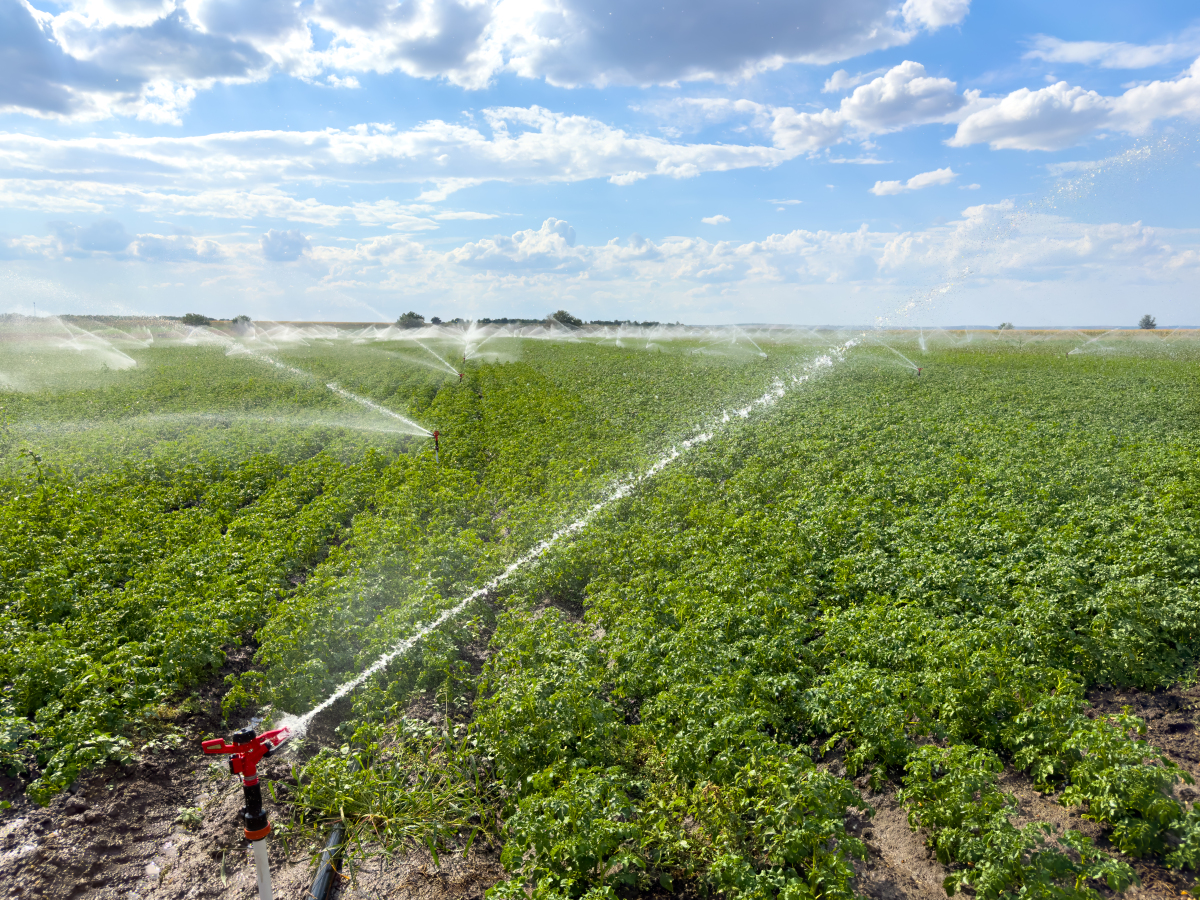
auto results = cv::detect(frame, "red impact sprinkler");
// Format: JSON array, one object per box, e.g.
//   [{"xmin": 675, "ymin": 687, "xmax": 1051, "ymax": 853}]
[
  {"xmin": 203, "ymin": 726, "xmax": 291, "ymax": 899},
  {"xmin": 916, "ymin": 367, "xmax": 922, "ymax": 376},
  {"xmin": 202, "ymin": 726, "xmax": 290, "ymax": 790},
  {"xmin": 432, "ymin": 429, "xmax": 440, "ymax": 453},
  {"xmin": 459, "ymin": 372, "xmax": 464, "ymax": 382}
]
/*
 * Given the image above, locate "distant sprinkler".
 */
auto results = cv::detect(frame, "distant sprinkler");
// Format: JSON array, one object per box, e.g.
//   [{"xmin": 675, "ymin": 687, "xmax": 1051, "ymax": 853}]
[
  {"xmin": 459, "ymin": 373, "xmax": 464, "ymax": 382},
  {"xmin": 432, "ymin": 429, "xmax": 440, "ymax": 462},
  {"xmin": 916, "ymin": 367, "xmax": 922, "ymax": 376}
]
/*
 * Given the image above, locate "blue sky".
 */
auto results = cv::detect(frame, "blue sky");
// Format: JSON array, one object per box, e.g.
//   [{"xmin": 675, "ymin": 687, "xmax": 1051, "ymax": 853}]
[{"xmin": 1, "ymin": 0, "xmax": 1198, "ymax": 325}]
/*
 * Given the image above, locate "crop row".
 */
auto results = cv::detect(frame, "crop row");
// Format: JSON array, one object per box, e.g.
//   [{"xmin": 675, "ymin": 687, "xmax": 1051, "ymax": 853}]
[{"xmin": 297, "ymin": 346, "xmax": 1200, "ymax": 899}]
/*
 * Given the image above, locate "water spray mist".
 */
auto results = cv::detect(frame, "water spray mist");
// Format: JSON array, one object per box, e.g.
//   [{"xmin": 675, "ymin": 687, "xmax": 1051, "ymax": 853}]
[{"xmin": 278, "ymin": 339, "xmax": 858, "ymax": 739}]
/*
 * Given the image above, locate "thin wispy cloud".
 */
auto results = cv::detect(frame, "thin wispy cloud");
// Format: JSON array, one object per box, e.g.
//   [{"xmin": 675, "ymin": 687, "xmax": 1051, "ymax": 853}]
[{"xmin": 1024, "ymin": 30, "xmax": 1200, "ymax": 70}]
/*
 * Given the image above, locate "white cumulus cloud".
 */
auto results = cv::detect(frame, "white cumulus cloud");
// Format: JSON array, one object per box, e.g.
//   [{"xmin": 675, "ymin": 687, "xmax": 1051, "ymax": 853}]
[
  {"xmin": 822, "ymin": 68, "xmax": 886, "ymax": 93},
  {"xmin": 900, "ymin": 0, "xmax": 970, "ymax": 30},
  {"xmin": 839, "ymin": 60, "xmax": 972, "ymax": 134},
  {"xmin": 446, "ymin": 218, "xmax": 582, "ymax": 272},
  {"xmin": 260, "ymin": 228, "xmax": 311, "ymax": 261},
  {"xmin": 949, "ymin": 82, "xmax": 1110, "ymax": 151},
  {"xmin": 2, "ymin": 0, "xmax": 975, "ymax": 122},
  {"xmin": 702, "ymin": 214, "xmax": 730, "ymax": 224},
  {"xmin": 869, "ymin": 166, "xmax": 957, "ymax": 195},
  {"xmin": 951, "ymin": 59, "xmax": 1200, "ymax": 150},
  {"xmin": 1110, "ymin": 57, "xmax": 1200, "ymax": 132}
]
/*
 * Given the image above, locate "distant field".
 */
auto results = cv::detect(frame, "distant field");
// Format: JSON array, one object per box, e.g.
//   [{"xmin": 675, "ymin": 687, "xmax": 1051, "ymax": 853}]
[{"xmin": 1, "ymin": 319, "xmax": 1198, "ymax": 898}]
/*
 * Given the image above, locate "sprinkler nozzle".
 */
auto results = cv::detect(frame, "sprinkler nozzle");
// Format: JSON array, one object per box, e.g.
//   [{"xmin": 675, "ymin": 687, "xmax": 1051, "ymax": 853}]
[
  {"xmin": 202, "ymin": 726, "xmax": 291, "ymax": 788},
  {"xmin": 916, "ymin": 367, "xmax": 922, "ymax": 376},
  {"xmin": 459, "ymin": 373, "xmax": 464, "ymax": 382}
]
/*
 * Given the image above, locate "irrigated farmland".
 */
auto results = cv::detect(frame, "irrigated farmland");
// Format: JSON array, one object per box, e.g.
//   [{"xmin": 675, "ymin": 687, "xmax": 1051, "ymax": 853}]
[{"xmin": 1, "ymin": 319, "xmax": 1197, "ymax": 900}]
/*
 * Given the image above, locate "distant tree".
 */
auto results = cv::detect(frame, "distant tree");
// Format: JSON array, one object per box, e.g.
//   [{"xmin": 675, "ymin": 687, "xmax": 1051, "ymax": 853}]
[
  {"xmin": 430, "ymin": 316, "xmax": 443, "ymax": 325},
  {"xmin": 181, "ymin": 313, "xmax": 212, "ymax": 327},
  {"xmin": 231, "ymin": 314, "xmax": 252, "ymax": 332},
  {"xmin": 397, "ymin": 311, "xmax": 425, "ymax": 329},
  {"xmin": 998, "ymin": 322, "xmax": 1014, "ymax": 330},
  {"xmin": 1139, "ymin": 314, "xmax": 1157, "ymax": 330},
  {"xmin": 550, "ymin": 309, "xmax": 583, "ymax": 328}
]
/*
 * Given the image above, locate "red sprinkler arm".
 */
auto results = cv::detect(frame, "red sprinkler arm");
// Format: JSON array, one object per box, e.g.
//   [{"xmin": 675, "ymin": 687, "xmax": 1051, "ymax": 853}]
[{"xmin": 202, "ymin": 726, "xmax": 291, "ymax": 786}]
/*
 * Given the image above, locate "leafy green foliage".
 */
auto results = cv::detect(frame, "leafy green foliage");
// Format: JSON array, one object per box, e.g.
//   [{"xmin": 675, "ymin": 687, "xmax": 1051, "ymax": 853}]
[
  {"xmin": 1057, "ymin": 711, "xmax": 1192, "ymax": 857},
  {"xmin": 899, "ymin": 745, "xmax": 1138, "ymax": 900},
  {"xmin": 4, "ymin": 333, "xmax": 1199, "ymax": 900},
  {"xmin": 461, "ymin": 341, "xmax": 1200, "ymax": 897},
  {"xmin": 0, "ymin": 335, "xmax": 789, "ymax": 801},
  {"xmin": 288, "ymin": 718, "xmax": 499, "ymax": 862}
]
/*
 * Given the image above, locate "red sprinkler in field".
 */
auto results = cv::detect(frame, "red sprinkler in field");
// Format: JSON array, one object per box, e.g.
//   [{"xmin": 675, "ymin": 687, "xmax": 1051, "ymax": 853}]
[
  {"xmin": 202, "ymin": 726, "xmax": 291, "ymax": 900},
  {"xmin": 432, "ymin": 429, "xmax": 440, "ymax": 463},
  {"xmin": 459, "ymin": 373, "xmax": 464, "ymax": 383},
  {"xmin": 916, "ymin": 367, "xmax": 923, "ymax": 376}
]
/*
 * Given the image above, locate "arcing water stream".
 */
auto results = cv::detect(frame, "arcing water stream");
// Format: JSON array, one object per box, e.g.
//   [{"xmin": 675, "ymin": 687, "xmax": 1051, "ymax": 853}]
[
  {"xmin": 278, "ymin": 338, "xmax": 858, "ymax": 737},
  {"xmin": 865, "ymin": 333, "xmax": 921, "ymax": 370},
  {"xmin": 410, "ymin": 338, "xmax": 461, "ymax": 375},
  {"xmin": 321, "ymin": 381, "xmax": 431, "ymax": 434},
  {"xmin": 221, "ymin": 334, "xmax": 432, "ymax": 435}
]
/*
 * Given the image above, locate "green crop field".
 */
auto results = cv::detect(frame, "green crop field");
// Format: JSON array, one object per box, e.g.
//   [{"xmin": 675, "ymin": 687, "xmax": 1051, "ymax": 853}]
[{"xmin": 2, "ymin": 320, "xmax": 1199, "ymax": 900}]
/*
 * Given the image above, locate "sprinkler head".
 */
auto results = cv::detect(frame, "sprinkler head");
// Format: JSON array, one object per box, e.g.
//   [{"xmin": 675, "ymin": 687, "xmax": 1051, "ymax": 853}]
[{"xmin": 202, "ymin": 726, "xmax": 292, "ymax": 786}]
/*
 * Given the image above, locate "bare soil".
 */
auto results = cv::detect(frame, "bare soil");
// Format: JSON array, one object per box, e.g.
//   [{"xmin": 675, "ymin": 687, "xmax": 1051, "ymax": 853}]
[
  {"xmin": 2, "ymin": 651, "xmax": 1197, "ymax": 900},
  {"xmin": 1087, "ymin": 675, "xmax": 1200, "ymax": 900},
  {"xmin": 843, "ymin": 674, "xmax": 1200, "ymax": 900},
  {"xmin": 335, "ymin": 844, "xmax": 503, "ymax": 900}
]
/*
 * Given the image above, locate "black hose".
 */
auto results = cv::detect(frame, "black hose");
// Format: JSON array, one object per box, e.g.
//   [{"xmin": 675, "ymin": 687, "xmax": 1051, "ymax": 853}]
[
  {"xmin": 306, "ymin": 820, "xmax": 346, "ymax": 900},
  {"xmin": 305, "ymin": 757, "xmax": 361, "ymax": 900}
]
